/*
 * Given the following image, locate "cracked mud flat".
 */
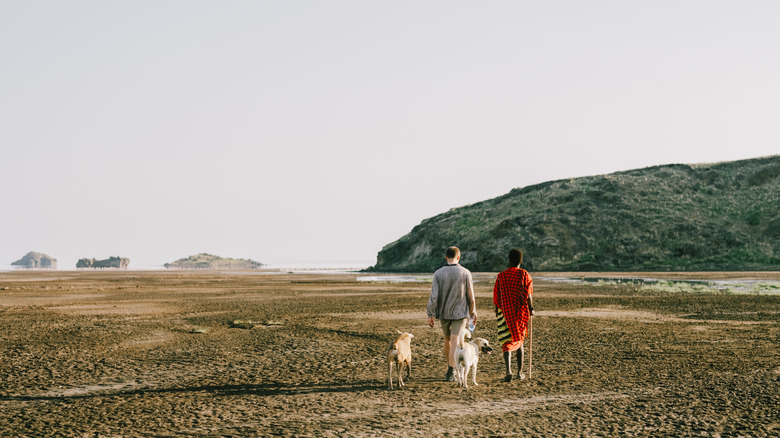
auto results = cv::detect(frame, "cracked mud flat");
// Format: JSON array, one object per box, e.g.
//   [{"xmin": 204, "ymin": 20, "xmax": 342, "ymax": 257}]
[{"xmin": 0, "ymin": 270, "xmax": 778, "ymax": 437}]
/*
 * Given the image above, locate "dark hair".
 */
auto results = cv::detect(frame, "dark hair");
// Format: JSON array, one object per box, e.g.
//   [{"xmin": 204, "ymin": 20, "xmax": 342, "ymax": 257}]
[
  {"xmin": 508, "ymin": 249, "xmax": 523, "ymax": 267},
  {"xmin": 446, "ymin": 246, "xmax": 460, "ymax": 259}
]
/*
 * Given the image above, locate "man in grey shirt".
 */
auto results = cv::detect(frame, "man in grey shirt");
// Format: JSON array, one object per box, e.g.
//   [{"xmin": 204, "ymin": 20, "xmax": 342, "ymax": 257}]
[{"xmin": 427, "ymin": 246, "xmax": 477, "ymax": 382}]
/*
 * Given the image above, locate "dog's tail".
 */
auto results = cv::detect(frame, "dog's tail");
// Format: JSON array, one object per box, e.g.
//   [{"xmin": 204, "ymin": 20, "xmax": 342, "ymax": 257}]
[
  {"xmin": 393, "ymin": 331, "xmax": 413, "ymax": 347},
  {"xmin": 457, "ymin": 329, "xmax": 472, "ymax": 348}
]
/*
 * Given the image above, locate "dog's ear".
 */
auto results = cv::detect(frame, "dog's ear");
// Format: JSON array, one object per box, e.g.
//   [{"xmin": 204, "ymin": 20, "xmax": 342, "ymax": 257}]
[{"xmin": 396, "ymin": 329, "xmax": 403, "ymax": 335}]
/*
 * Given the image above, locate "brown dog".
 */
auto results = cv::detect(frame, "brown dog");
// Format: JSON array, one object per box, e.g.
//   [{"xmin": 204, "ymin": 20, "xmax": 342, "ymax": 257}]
[{"xmin": 387, "ymin": 330, "xmax": 414, "ymax": 390}]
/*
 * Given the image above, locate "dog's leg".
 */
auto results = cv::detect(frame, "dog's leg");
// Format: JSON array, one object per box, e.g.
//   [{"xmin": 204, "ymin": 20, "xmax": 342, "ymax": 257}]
[
  {"xmin": 397, "ymin": 359, "xmax": 405, "ymax": 388},
  {"xmin": 405, "ymin": 360, "xmax": 411, "ymax": 380},
  {"xmin": 472, "ymin": 361, "xmax": 479, "ymax": 386},
  {"xmin": 388, "ymin": 360, "xmax": 394, "ymax": 390}
]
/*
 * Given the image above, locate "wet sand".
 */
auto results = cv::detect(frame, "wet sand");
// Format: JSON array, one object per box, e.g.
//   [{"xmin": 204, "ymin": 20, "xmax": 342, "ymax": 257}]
[{"xmin": 0, "ymin": 270, "xmax": 778, "ymax": 437}]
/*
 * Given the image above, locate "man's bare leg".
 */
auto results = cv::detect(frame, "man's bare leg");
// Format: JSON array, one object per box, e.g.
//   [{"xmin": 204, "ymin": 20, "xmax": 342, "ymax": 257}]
[
  {"xmin": 444, "ymin": 335, "xmax": 459, "ymax": 381},
  {"xmin": 448, "ymin": 334, "xmax": 459, "ymax": 367}
]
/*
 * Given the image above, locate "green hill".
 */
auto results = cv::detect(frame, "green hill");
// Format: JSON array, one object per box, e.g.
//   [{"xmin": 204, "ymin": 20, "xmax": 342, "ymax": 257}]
[{"xmin": 369, "ymin": 156, "xmax": 780, "ymax": 272}]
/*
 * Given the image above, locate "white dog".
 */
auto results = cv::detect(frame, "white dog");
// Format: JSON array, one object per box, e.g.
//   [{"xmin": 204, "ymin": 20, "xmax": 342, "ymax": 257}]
[
  {"xmin": 454, "ymin": 332, "xmax": 493, "ymax": 388},
  {"xmin": 387, "ymin": 330, "xmax": 414, "ymax": 390}
]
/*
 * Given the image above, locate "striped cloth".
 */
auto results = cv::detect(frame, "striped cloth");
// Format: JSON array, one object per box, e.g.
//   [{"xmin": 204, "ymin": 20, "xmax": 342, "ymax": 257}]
[{"xmin": 496, "ymin": 308, "xmax": 518, "ymax": 349}]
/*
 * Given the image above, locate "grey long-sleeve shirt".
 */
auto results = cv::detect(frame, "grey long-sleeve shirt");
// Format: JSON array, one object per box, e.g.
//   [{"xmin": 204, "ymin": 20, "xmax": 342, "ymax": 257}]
[{"xmin": 427, "ymin": 264, "xmax": 476, "ymax": 320}]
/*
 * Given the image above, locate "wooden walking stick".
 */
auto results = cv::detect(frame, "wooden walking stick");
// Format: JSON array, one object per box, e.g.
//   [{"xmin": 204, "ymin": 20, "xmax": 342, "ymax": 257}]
[{"xmin": 528, "ymin": 315, "xmax": 533, "ymax": 379}]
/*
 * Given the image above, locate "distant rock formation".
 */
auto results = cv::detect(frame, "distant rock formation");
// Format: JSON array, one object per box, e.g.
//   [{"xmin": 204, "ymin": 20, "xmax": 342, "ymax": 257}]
[
  {"xmin": 164, "ymin": 253, "xmax": 265, "ymax": 270},
  {"xmin": 11, "ymin": 252, "xmax": 58, "ymax": 269},
  {"xmin": 77, "ymin": 256, "xmax": 130, "ymax": 269}
]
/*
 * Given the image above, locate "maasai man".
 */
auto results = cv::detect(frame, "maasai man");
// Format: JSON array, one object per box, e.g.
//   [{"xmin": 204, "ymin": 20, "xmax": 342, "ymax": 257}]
[{"xmin": 493, "ymin": 249, "xmax": 534, "ymax": 382}]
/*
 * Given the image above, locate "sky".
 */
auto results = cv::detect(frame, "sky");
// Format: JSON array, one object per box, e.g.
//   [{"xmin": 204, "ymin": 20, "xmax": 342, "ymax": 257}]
[{"xmin": 2, "ymin": 1, "xmax": 778, "ymax": 269}]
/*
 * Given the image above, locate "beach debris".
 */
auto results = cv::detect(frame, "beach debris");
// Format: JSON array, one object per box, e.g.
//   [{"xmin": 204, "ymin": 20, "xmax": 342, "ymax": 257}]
[
  {"xmin": 189, "ymin": 328, "xmax": 209, "ymax": 334},
  {"xmin": 230, "ymin": 320, "xmax": 284, "ymax": 329},
  {"xmin": 231, "ymin": 320, "xmax": 257, "ymax": 329}
]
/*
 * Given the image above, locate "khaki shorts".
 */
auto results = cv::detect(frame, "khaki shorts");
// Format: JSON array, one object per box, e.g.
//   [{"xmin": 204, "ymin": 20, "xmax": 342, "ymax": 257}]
[{"xmin": 440, "ymin": 318, "xmax": 468, "ymax": 338}]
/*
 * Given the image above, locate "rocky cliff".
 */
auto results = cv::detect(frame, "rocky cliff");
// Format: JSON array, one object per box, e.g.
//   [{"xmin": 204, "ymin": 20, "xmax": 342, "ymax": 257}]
[
  {"xmin": 164, "ymin": 253, "xmax": 265, "ymax": 270},
  {"xmin": 77, "ymin": 256, "xmax": 130, "ymax": 269},
  {"xmin": 11, "ymin": 252, "xmax": 58, "ymax": 269},
  {"xmin": 369, "ymin": 155, "xmax": 780, "ymax": 272}
]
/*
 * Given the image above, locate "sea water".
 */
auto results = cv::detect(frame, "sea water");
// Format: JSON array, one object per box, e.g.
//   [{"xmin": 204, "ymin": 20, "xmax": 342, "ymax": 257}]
[{"xmin": 537, "ymin": 276, "xmax": 780, "ymax": 295}]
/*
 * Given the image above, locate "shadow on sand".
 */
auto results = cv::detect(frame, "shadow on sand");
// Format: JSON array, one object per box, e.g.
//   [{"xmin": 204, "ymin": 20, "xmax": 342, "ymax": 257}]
[{"xmin": 0, "ymin": 380, "xmax": 385, "ymax": 402}]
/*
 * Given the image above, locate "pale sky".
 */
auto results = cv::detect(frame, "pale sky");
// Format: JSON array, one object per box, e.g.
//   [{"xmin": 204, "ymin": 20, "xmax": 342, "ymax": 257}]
[{"xmin": 2, "ymin": 1, "xmax": 778, "ymax": 269}]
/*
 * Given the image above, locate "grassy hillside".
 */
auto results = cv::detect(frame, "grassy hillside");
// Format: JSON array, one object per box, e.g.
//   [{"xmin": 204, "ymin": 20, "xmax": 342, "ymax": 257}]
[{"xmin": 370, "ymin": 156, "xmax": 780, "ymax": 272}]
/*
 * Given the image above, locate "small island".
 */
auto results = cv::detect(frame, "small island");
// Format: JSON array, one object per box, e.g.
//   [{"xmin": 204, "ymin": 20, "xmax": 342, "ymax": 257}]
[
  {"xmin": 77, "ymin": 256, "xmax": 130, "ymax": 269},
  {"xmin": 164, "ymin": 253, "xmax": 265, "ymax": 270},
  {"xmin": 11, "ymin": 252, "xmax": 58, "ymax": 269}
]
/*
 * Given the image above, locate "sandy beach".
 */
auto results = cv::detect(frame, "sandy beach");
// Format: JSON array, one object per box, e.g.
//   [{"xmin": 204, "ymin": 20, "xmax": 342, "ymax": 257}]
[{"xmin": 0, "ymin": 270, "xmax": 777, "ymax": 437}]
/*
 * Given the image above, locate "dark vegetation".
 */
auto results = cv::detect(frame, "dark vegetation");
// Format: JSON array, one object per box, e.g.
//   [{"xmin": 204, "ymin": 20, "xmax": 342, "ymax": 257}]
[{"xmin": 370, "ymin": 156, "xmax": 780, "ymax": 272}]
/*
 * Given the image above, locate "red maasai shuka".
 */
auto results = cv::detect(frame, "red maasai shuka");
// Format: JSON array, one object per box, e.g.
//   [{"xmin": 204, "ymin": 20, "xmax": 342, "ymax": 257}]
[{"xmin": 493, "ymin": 267, "xmax": 533, "ymax": 352}]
